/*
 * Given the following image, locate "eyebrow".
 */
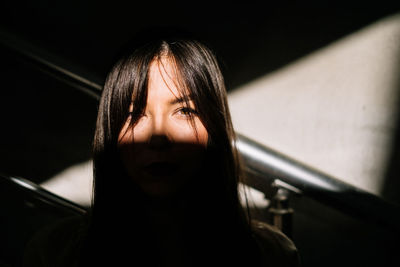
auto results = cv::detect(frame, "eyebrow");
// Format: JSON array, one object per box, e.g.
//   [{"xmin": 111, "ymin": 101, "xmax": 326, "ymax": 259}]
[{"xmin": 169, "ymin": 95, "xmax": 194, "ymax": 105}]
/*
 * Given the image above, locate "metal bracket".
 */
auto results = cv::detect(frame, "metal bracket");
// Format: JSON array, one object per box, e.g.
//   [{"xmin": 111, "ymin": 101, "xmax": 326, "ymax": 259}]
[{"xmin": 266, "ymin": 179, "xmax": 302, "ymax": 238}]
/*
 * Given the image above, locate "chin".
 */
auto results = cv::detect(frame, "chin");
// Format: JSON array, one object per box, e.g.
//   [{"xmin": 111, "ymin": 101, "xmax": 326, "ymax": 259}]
[{"xmin": 139, "ymin": 182, "xmax": 182, "ymax": 198}]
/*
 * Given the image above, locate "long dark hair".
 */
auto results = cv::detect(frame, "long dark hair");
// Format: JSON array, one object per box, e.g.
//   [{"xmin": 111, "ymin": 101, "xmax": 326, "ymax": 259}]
[{"xmin": 83, "ymin": 31, "xmax": 262, "ymax": 266}]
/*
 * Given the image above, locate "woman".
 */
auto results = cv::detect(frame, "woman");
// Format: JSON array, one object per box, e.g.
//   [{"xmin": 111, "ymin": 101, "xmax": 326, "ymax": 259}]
[{"xmin": 24, "ymin": 31, "xmax": 300, "ymax": 267}]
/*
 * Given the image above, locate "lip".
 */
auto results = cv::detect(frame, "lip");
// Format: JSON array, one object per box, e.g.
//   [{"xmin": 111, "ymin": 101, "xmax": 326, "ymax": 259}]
[{"xmin": 143, "ymin": 161, "xmax": 179, "ymax": 177}]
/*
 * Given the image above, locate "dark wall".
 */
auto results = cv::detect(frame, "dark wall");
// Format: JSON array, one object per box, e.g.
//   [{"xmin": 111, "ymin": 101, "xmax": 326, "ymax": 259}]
[{"xmin": 2, "ymin": 1, "xmax": 399, "ymax": 89}]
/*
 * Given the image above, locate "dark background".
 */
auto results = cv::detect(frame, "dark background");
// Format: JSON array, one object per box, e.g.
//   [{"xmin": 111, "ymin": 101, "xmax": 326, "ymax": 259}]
[
  {"xmin": 1, "ymin": 1, "xmax": 400, "ymax": 267},
  {"xmin": 1, "ymin": 1, "xmax": 399, "ymax": 88}
]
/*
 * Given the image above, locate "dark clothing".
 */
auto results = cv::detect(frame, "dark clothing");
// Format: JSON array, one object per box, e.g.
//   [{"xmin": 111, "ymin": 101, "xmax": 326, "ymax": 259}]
[{"xmin": 23, "ymin": 215, "xmax": 300, "ymax": 267}]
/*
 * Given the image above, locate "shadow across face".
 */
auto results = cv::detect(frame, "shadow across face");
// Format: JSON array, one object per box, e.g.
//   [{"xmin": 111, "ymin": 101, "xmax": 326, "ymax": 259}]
[
  {"xmin": 115, "ymin": 57, "xmax": 211, "ymax": 198},
  {"xmin": 118, "ymin": 139, "xmax": 208, "ymax": 198}
]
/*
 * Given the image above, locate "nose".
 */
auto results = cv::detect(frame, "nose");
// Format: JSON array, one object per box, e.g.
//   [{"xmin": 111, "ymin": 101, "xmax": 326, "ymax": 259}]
[
  {"xmin": 148, "ymin": 115, "xmax": 171, "ymax": 150},
  {"xmin": 149, "ymin": 134, "xmax": 171, "ymax": 150}
]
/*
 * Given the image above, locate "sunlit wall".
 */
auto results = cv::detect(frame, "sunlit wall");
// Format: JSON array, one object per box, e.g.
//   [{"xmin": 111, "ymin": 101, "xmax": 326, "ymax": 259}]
[{"xmin": 228, "ymin": 13, "xmax": 400, "ymax": 198}]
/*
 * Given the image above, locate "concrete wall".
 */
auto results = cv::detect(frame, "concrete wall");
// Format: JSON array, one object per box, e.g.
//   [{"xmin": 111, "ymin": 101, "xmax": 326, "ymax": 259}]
[{"xmin": 228, "ymin": 13, "xmax": 400, "ymax": 200}]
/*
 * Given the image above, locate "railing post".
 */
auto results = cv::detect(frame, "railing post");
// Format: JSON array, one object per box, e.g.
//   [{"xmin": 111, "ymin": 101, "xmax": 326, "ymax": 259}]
[
  {"xmin": 267, "ymin": 179, "xmax": 301, "ymax": 238},
  {"xmin": 268, "ymin": 188, "xmax": 294, "ymax": 238}
]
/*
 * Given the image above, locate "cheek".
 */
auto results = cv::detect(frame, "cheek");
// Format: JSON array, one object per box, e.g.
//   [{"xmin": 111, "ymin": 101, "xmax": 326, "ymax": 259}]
[
  {"xmin": 171, "ymin": 118, "xmax": 208, "ymax": 146},
  {"xmin": 117, "ymin": 122, "xmax": 140, "ymax": 178},
  {"xmin": 172, "ymin": 120, "xmax": 209, "ymax": 175},
  {"xmin": 118, "ymin": 116, "xmax": 134, "ymax": 145},
  {"xmin": 123, "ymin": 116, "xmax": 148, "ymax": 143}
]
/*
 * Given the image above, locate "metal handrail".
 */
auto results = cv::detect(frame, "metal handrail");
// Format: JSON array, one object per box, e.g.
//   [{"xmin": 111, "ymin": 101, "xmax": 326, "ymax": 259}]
[
  {"xmin": 1, "ymin": 173, "xmax": 87, "ymax": 216},
  {"xmin": 0, "ymin": 28, "xmax": 103, "ymax": 100},
  {"xmin": 237, "ymin": 134, "xmax": 400, "ymax": 231},
  {"xmin": 1, "ymin": 28, "xmax": 399, "ymax": 232}
]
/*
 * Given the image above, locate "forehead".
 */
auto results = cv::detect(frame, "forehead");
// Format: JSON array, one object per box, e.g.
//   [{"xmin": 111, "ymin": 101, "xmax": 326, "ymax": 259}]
[{"xmin": 147, "ymin": 57, "xmax": 186, "ymax": 100}]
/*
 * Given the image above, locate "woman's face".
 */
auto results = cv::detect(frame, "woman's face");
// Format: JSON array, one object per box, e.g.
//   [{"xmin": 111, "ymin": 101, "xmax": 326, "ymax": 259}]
[{"xmin": 118, "ymin": 57, "xmax": 208, "ymax": 197}]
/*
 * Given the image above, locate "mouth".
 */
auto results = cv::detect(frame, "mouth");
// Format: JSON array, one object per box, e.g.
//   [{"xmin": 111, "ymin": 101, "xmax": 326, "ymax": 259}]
[{"xmin": 143, "ymin": 161, "xmax": 179, "ymax": 177}]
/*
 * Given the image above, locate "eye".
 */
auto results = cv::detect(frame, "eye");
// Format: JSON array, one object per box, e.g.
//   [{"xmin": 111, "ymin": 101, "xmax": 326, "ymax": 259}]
[{"xmin": 177, "ymin": 107, "xmax": 198, "ymax": 117}]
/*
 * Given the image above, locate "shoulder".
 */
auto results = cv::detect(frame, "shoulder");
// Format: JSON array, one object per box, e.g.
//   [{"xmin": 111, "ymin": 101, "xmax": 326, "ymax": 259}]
[
  {"xmin": 251, "ymin": 220, "xmax": 301, "ymax": 267},
  {"xmin": 23, "ymin": 215, "xmax": 88, "ymax": 267}
]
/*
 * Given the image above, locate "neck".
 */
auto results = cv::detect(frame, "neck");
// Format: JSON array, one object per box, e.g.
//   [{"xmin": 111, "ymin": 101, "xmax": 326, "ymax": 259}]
[{"xmin": 143, "ymin": 193, "xmax": 188, "ymax": 225}]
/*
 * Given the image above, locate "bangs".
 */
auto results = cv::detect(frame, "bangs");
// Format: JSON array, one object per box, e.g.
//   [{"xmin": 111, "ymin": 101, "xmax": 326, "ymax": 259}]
[{"xmin": 118, "ymin": 43, "xmax": 202, "ymax": 143}]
